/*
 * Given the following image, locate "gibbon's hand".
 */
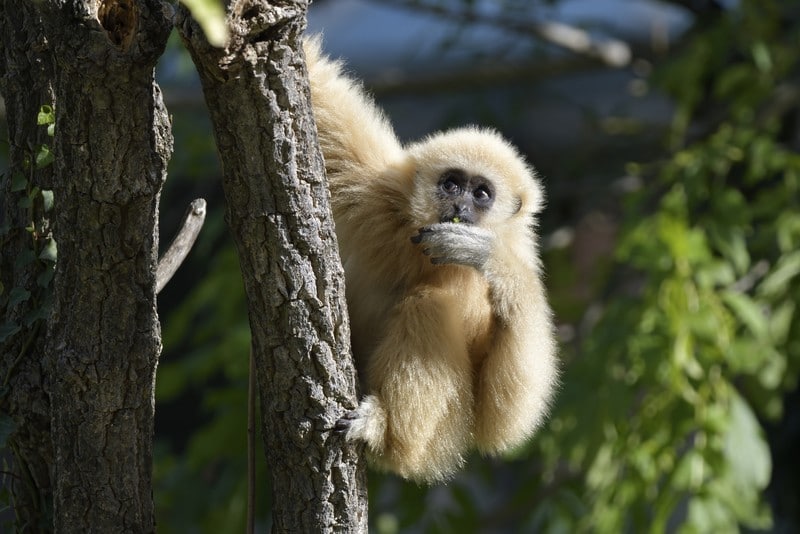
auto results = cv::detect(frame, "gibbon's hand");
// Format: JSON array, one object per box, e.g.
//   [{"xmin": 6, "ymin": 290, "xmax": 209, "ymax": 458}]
[{"xmin": 412, "ymin": 223, "xmax": 493, "ymax": 270}]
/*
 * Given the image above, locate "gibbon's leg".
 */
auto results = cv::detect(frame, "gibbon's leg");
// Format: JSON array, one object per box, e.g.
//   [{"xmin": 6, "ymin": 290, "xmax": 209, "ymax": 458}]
[{"xmin": 340, "ymin": 287, "xmax": 474, "ymax": 482}]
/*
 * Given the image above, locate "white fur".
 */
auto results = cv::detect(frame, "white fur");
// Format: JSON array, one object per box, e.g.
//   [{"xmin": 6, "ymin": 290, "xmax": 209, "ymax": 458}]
[{"xmin": 305, "ymin": 36, "xmax": 558, "ymax": 482}]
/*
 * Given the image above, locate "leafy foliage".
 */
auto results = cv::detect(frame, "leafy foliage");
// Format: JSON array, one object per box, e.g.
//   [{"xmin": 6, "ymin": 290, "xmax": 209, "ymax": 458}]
[
  {"xmin": 0, "ymin": 103, "xmax": 57, "ymax": 533},
  {"xmin": 529, "ymin": 2, "xmax": 800, "ymax": 531}
]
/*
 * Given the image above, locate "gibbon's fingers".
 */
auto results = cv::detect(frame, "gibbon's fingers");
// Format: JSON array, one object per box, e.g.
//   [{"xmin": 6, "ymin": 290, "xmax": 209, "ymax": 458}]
[{"xmin": 412, "ymin": 223, "xmax": 493, "ymax": 269}]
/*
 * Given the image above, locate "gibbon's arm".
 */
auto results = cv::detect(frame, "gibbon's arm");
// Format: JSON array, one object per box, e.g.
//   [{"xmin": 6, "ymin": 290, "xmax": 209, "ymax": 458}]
[
  {"xmin": 304, "ymin": 37, "xmax": 405, "ymax": 179},
  {"xmin": 414, "ymin": 222, "xmax": 557, "ymax": 453}
]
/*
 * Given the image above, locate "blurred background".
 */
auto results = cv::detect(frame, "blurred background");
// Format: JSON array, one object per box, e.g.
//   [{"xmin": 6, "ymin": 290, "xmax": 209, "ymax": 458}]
[{"xmin": 121, "ymin": 0, "xmax": 800, "ymax": 531}]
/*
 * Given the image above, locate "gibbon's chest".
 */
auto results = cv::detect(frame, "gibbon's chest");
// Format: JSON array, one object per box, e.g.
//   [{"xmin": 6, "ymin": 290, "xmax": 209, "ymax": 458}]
[
  {"xmin": 344, "ymin": 257, "xmax": 493, "ymax": 368},
  {"xmin": 420, "ymin": 265, "xmax": 495, "ymax": 364},
  {"xmin": 449, "ymin": 270, "xmax": 495, "ymax": 367}
]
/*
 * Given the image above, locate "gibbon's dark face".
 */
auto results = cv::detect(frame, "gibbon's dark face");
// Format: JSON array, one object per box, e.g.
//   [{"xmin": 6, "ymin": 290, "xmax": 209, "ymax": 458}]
[{"xmin": 436, "ymin": 168, "xmax": 495, "ymax": 225}]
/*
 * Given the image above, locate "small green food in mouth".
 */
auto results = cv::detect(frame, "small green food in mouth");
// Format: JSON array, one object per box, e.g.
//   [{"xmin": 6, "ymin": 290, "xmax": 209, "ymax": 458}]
[{"xmin": 452, "ymin": 216, "xmax": 461, "ymax": 223}]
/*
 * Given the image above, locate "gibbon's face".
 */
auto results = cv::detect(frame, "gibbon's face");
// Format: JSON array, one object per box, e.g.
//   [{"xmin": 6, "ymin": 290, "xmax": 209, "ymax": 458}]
[
  {"xmin": 407, "ymin": 127, "xmax": 543, "ymax": 229},
  {"xmin": 435, "ymin": 168, "xmax": 495, "ymax": 225}
]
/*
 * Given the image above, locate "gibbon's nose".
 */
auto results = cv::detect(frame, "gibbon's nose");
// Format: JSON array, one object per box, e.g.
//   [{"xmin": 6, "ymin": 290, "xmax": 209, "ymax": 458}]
[
  {"xmin": 454, "ymin": 201, "xmax": 472, "ymax": 217},
  {"xmin": 449, "ymin": 202, "xmax": 474, "ymax": 224}
]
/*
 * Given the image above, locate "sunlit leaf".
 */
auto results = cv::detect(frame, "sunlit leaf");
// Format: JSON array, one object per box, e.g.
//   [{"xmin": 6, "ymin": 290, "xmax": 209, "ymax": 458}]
[
  {"xmin": 38, "ymin": 238, "xmax": 57, "ymax": 263},
  {"xmin": 35, "ymin": 144, "xmax": 54, "ymax": 169},
  {"xmin": 180, "ymin": 0, "xmax": 229, "ymax": 48},
  {"xmin": 721, "ymin": 290, "xmax": 768, "ymax": 341},
  {"xmin": 758, "ymin": 250, "xmax": 800, "ymax": 298},
  {"xmin": 37, "ymin": 104, "xmax": 55, "ymax": 125},
  {"xmin": 751, "ymin": 42, "xmax": 772, "ymax": 73},
  {"xmin": 41, "ymin": 189, "xmax": 54, "ymax": 212}
]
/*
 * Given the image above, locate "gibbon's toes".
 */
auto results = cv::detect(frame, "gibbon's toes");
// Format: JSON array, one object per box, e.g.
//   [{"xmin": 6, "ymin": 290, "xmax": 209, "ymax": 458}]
[{"xmin": 333, "ymin": 410, "xmax": 360, "ymax": 433}]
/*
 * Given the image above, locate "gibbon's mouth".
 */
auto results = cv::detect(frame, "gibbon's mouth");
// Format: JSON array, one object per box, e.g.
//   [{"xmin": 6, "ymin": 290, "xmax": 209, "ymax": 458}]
[{"xmin": 440, "ymin": 215, "xmax": 474, "ymax": 224}]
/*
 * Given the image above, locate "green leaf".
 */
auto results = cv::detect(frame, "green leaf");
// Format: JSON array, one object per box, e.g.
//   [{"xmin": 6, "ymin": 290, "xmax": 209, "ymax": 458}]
[
  {"xmin": 37, "ymin": 104, "xmax": 55, "ymax": 125},
  {"xmin": 687, "ymin": 496, "xmax": 734, "ymax": 533},
  {"xmin": 35, "ymin": 144, "xmax": 54, "ymax": 169},
  {"xmin": 41, "ymin": 189, "xmax": 54, "ymax": 212},
  {"xmin": 14, "ymin": 248, "xmax": 36, "ymax": 268},
  {"xmin": 751, "ymin": 42, "xmax": 772, "ymax": 73},
  {"xmin": 758, "ymin": 250, "xmax": 800, "ymax": 299},
  {"xmin": 0, "ymin": 413, "xmax": 16, "ymax": 447},
  {"xmin": 710, "ymin": 227, "xmax": 750, "ymax": 275},
  {"xmin": 37, "ymin": 266, "xmax": 55, "ymax": 288},
  {"xmin": 723, "ymin": 392, "xmax": 772, "ymax": 519},
  {"xmin": 180, "ymin": 0, "xmax": 229, "ymax": 47},
  {"xmin": 10, "ymin": 172, "xmax": 27, "ymax": 192},
  {"xmin": 17, "ymin": 196, "xmax": 32, "ymax": 209},
  {"xmin": 8, "ymin": 287, "xmax": 31, "ymax": 307},
  {"xmin": 0, "ymin": 322, "xmax": 21, "ymax": 343},
  {"xmin": 721, "ymin": 290, "xmax": 768, "ymax": 341},
  {"xmin": 38, "ymin": 238, "xmax": 57, "ymax": 263},
  {"xmin": 769, "ymin": 300, "xmax": 794, "ymax": 346},
  {"xmin": 23, "ymin": 304, "xmax": 50, "ymax": 327}
]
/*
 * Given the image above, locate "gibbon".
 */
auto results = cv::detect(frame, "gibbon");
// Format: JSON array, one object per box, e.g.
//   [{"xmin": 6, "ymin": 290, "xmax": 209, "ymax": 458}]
[{"xmin": 304, "ymin": 37, "xmax": 558, "ymax": 483}]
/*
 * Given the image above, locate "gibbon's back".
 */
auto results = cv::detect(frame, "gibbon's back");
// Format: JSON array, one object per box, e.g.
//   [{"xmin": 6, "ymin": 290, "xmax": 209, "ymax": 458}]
[{"xmin": 304, "ymin": 37, "xmax": 405, "ymax": 181}]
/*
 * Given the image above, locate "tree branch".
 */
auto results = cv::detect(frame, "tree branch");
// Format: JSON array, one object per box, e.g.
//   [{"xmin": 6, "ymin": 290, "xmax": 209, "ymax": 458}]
[
  {"xmin": 377, "ymin": 0, "xmax": 632, "ymax": 67},
  {"xmin": 156, "ymin": 198, "xmax": 207, "ymax": 294}
]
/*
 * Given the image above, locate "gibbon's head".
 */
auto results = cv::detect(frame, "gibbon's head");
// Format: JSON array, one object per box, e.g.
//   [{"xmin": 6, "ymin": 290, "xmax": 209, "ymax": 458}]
[{"xmin": 406, "ymin": 127, "xmax": 543, "ymax": 229}]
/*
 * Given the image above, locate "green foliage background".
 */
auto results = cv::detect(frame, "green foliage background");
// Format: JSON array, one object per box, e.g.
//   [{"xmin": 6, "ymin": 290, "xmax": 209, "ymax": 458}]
[{"xmin": 152, "ymin": 1, "xmax": 800, "ymax": 531}]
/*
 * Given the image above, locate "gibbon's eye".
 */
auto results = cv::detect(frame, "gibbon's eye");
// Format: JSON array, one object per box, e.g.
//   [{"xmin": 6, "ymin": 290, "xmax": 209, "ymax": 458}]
[
  {"xmin": 439, "ymin": 173, "xmax": 462, "ymax": 195},
  {"xmin": 474, "ymin": 186, "xmax": 492, "ymax": 201},
  {"xmin": 472, "ymin": 182, "xmax": 495, "ymax": 210}
]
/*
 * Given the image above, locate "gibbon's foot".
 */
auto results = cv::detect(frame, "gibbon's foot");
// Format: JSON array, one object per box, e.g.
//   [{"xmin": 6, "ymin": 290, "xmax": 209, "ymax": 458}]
[
  {"xmin": 333, "ymin": 395, "xmax": 387, "ymax": 451},
  {"xmin": 411, "ymin": 223, "xmax": 493, "ymax": 269},
  {"xmin": 333, "ymin": 410, "xmax": 360, "ymax": 434}
]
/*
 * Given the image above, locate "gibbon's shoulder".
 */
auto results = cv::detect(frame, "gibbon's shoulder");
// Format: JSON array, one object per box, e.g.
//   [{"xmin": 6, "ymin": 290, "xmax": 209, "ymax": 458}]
[{"xmin": 303, "ymin": 34, "xmax": 405, "ymax": 176}]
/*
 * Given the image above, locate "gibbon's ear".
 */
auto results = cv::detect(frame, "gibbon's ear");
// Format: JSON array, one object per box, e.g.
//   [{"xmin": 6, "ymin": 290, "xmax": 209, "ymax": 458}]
[{"xmin": 512, "ymin": 196, "xmax": 522, "ymax": 215}]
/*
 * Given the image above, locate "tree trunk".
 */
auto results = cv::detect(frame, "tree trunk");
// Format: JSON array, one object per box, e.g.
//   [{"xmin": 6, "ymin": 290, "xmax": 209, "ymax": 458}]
[
  {"xmin": 0, "ymin": 0, "xmax": 172, "ymax": 530},
  {"xmin": 0, "ymin": 1, "xmax": 56, "ymax": 529},
  {"xmin": 2, "ymin": 0, "xmax": 362, "ymax": 530},
  {"xmin": 177, "ymin": 1, "xmax": 367, "ymax": 531},
  {"xmin": 46, "ymin": 6, "xmax": 172, "ymax": 531}
]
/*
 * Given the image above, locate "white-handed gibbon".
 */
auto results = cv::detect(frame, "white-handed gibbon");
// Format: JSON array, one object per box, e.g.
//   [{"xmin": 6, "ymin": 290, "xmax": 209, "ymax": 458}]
[{"xmin": 304, "ymin": 37, "xmax": 558, "ymax": 483}]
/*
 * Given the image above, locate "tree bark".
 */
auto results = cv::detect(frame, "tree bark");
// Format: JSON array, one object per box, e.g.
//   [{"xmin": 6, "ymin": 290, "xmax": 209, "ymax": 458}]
[
  {"xmin": 177, "ymin": 1, "xmax": 367, "ymax": 531},
  {"xmin": 5, "ymin": 0, "xmax": 173, "ymax": 530},
  {"xmin": 0, "ymin": 1, "xmax": 56, "ymax": 529}
]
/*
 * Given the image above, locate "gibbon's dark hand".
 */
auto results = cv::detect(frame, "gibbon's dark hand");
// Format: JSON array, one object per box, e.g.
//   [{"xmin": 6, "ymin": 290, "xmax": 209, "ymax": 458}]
[{"xmin": 412, "ymin": 223, "xmax": 493, "ymax": 270}]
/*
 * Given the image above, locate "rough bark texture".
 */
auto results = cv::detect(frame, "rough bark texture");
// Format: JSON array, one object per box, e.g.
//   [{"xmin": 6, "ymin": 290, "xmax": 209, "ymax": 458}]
[
  {"xmin": 0, "ymin": 1, "xmax": 56, "ymax": 529},
  {"xmin": 3, "ymin": 0, "xmax": 173, "ymax": 531},
  {"xmin": 178, "ymin": 1, "xmax": 367, "ymax": 531}
]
